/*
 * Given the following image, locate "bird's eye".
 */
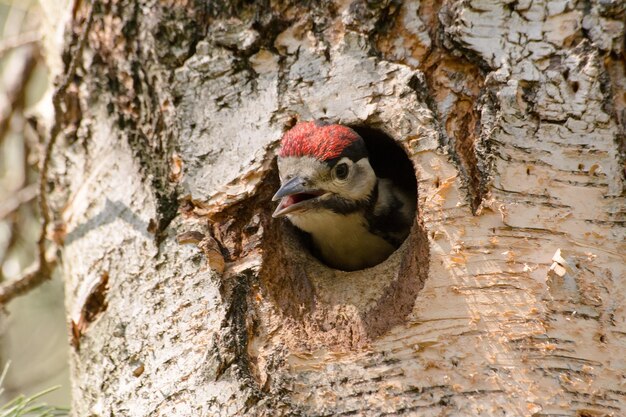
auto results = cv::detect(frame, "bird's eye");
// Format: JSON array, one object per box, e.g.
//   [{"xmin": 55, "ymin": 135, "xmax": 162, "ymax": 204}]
[{"xmin": 334, "ymin": 163, "xmax": 349, "ymax": 180}]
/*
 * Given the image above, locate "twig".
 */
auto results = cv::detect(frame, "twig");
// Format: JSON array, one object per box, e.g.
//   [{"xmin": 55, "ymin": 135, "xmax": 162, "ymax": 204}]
[
  {"xmin": 0, "ymin": 255, "xmax": 57, "ymax": 305},
  {"xmin": 0, "ymin": 46, "xmax": 39, "ymax": 284},
  {"xmin": 0, "ymin": 3, "xmax": 95, "ymax": 306}
]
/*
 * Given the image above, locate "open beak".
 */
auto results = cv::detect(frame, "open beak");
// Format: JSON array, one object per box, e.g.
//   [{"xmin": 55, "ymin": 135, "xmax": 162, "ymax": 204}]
[{"xmin": 272, "ymin": 176, "xmax": 325, "ymax": 217}]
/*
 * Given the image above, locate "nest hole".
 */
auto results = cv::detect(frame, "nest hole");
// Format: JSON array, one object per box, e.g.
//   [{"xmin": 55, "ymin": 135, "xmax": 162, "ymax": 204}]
[
  {"xmin": 258, "ymin": 126, "xmax": 429, "ymax": 350},
  {"xmin": 351, "ymin": 125, "xmax": 418, "ymax": 201}
]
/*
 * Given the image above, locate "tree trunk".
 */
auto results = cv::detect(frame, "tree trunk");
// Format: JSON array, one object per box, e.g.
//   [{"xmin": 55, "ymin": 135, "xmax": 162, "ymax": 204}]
[{"xmin": 47, "ymin": 0, "xmax": 625, "ymax": 416}]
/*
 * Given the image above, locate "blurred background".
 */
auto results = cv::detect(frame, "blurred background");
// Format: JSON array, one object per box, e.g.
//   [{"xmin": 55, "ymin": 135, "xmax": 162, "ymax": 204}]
[{"xmin": 0, "ymin": 0, "xmax": 70, "ymax": 407}]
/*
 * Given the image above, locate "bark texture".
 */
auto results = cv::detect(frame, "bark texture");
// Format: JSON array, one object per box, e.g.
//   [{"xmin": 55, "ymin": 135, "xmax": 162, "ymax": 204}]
[{"xmin": 48, "ymin": 0, "xmax": 625, "ymax": 416}]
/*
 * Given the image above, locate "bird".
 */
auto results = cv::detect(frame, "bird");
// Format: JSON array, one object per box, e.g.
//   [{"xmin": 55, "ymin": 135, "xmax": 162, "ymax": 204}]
[{"xmin": 272, "ymin": 120, "xmax": 415, "ymax": 271}]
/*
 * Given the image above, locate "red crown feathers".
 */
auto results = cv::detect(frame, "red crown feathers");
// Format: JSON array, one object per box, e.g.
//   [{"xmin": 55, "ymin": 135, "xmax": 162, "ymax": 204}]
[{"xmin": 279, "ymin": 121, "xmax": 361, "ymax": 161}]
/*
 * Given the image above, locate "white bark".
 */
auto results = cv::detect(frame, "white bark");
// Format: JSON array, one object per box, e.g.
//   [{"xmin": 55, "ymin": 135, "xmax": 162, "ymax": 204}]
[{"xmin": 46, "ymin": 0, "xmax": 625, "ymax": 416}]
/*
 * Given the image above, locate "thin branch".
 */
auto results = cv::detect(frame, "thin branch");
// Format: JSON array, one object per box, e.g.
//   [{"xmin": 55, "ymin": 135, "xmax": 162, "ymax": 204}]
[
  {"xmin": 0, "ymin": 255, "xmax": 57, "ymax": 305},
  {"xmin": 0, "ymin": 46, "xmax": 39, "ymax": 284},
  {"xmin": 0, "ymin": 4, "xmax": 96, "ymax": 306}
]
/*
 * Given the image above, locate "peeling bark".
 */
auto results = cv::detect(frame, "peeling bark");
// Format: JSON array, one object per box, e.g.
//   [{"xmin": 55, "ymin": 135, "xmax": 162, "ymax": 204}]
[{"xmin": 44, "ymin": 0, "xmax": 626, "ymax": 416}]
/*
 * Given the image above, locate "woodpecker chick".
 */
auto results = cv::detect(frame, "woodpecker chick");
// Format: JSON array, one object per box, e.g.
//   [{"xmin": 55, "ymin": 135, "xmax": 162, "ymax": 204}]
[{"xmin": 273, "ymin": 121, "xmax": 415, "ymax": 271}]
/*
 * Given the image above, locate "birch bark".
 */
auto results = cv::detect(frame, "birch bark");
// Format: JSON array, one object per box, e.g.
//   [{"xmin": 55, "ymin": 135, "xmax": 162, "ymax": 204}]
[{"xmin": 44, "ymin": 0, "xmax": 625, "ymax": 416}]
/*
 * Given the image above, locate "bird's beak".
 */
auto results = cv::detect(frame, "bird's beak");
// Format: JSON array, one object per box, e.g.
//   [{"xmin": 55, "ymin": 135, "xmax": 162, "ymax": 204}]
[
  {"xmin": 272, "ymin": 176, "xmax": 325, "ymax": 217},
  {"xmin": 272, "ymin": 176, "xmax": 308, "ymax": 201}
]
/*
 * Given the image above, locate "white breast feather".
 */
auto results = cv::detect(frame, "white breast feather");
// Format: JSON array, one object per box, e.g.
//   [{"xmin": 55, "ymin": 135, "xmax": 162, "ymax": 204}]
[{"xmin": 288, "ymin": 210, "xmax": 395, "ymax": 271}]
